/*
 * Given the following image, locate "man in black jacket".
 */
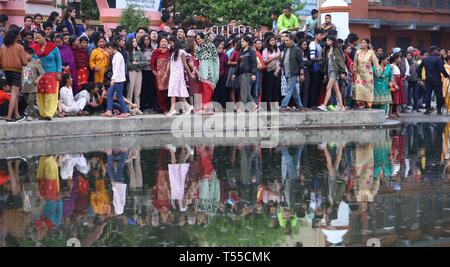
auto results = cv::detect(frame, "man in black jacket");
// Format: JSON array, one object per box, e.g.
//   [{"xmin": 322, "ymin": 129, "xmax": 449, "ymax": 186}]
[
  {"xmin": 280, "ymin": 34, "xmax": 305, "ymax": 112},
  {"xmin": 418, "ymin": 46, "xmax": 449, "ymax": 115}
]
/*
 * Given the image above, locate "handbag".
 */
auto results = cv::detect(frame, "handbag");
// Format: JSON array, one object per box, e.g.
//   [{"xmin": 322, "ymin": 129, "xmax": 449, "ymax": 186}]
[{"xmin": 389, "ymin": 81, "xmax": 396, "ymax": 92}]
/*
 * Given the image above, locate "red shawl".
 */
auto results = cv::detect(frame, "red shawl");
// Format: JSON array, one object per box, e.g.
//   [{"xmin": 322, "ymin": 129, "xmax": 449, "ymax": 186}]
[
  {"xmin": 150, "ymin": 48, "xmax": 170, "ymax": 71},
  {"xmin": 71, "ymin": 46, "xmax": 88, "ymax": 69},
  {"xmin": 31, "ymin": 41, "xmax": 57, "ymax": 58}
]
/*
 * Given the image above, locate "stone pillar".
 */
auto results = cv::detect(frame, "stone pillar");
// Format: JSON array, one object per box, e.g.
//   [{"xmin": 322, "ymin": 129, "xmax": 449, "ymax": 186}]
[
  {"xmin": 320, "ymin": 0, "xmax": 350, "ymax": 40},
  {"xmin": 0, "ymin": 0, "xmax": 26, "ymax": 27}
]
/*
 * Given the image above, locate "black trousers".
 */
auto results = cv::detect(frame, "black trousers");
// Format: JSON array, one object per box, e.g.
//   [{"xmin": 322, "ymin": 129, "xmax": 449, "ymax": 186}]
[
  {"xmin": 140, "ymin": 70, "xmax": 157, "ymax": 111},
  {"xmin": 300, "ymin": 69, "xmax": 310, "ymax": 108},
  {"xmin": 425, "ymin": 81, "xmax": 444, "ymax": 110},
  {"xmin": 263, "ymin": 70, "xmax": 281, "ymax": 110},
  {"xmin": 214, "ymin": 75, "xmax": 228, "ymax": 108},
  {"xmin": 308, "ymin": 71, "xmax": 323, "ymax": 108}
]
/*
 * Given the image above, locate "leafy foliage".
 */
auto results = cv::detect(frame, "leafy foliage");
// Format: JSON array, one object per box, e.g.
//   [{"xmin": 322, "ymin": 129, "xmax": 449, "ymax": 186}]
[
  {"xmin": 188, "ymin": 213, "xmax": 290, "ymax": 247},
  {"xmin": 119, "ymin": 4, "xmax": 150, "ymax": 33},
  {"xmin": 172, "ymin": 0, "xmax": 304, "ymax": 27},
  {"xmin": 81, "ymin": 0, "xmax": 100, "ymax": 20}
]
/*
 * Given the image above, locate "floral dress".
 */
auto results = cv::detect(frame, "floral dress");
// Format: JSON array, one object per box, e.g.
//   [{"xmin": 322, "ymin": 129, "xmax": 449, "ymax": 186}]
[
  {"xmin": 354, "ymin": 49, "xmax": 378, "ymax": 102},
  {"xmin": 168, "ymin": 49, "xmax": 189, "ymax": 97}
]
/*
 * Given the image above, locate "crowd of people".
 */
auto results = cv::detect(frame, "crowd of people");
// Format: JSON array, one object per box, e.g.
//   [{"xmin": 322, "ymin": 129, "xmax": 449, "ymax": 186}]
[
  {"xmin": 1, "ymin": 122, "xmax": 449, "ymax": 246},
  {"xmin": 0, "ymin": 6, "xmax": 450, "ymax": 122}
]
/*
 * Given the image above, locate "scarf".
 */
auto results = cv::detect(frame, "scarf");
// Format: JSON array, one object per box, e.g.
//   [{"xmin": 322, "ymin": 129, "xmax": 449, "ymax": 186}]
[
  {"xmin": 195, "ymin": 42, "xmax": 218, "ymax": 61},
  {"xmin": 32, "ymin": 41, "xmax": 57, "ymax": 58},
  {"xmin": 71, "ymin": 46, "xmax": 89, "ymax": 69}
]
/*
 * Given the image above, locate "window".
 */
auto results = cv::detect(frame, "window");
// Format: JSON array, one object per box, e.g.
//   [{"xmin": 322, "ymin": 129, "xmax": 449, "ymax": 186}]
[
  {"xmin": 371, "ymin": 36, "xmax": 387, "ymax": 52},
  {"xmin": 396, "ymin": 37, "xmax": 411, "ymax": 50}
]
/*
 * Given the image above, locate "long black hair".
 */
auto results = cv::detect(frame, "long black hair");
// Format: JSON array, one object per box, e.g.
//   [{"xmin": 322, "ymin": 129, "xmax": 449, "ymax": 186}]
[
  {"xmin": 47, "ymin": 11, "xmax": 59, "ymax": 23},
  {"xmin": 390, "ymin": 52, "xmax": 400, "ymax": 64},
  {"xmin": 60, "ymin": 73, "xmax": 72, "ymax": 89},
  {"xmin": 126, "ymin": 37, "xmax": 138, "ymax": 57},
  {"xmin": 3, "ymin": 28, "xmax": 19, "ymax": 47},
  {"xmin": 139, "ymin": 34, "xmax": 152, "ymax": 51},
  {"xmin": 168, "ymin": 36, "xmax": 181, "ymax": 61},
  {"xmin": 264, "ymin": 35, "xmax": 278, "ymax": 54},
  {"xmin": 63, "ymin": 7, "xmax": 76, "ymax": 24},
  {"xmin": 326, "ymin": 35, "xmax": 338, "ymax": 49},
  {"xmin": 241, "ymin": 35, "xmax": 252, "ymax": 50}
]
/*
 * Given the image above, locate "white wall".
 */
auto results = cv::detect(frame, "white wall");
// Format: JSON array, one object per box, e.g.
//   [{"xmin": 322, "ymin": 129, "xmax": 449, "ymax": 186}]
[
  {"xmin": 321, "ymin": 12, "xmax": 349, "ymax": 40},
  {"xmin": 24, "ymin": 1, "xmax": 62, "ymax": 16}
]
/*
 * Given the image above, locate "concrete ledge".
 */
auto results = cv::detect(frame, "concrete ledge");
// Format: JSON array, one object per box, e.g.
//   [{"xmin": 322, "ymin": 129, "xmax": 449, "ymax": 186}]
[
  {"xmin": 0, "ymin": 110, "xmax": 393, "ymax": 142},
  {"xmin": 0, "ymin": 128, "xmax": 392, "ymax": 158}
]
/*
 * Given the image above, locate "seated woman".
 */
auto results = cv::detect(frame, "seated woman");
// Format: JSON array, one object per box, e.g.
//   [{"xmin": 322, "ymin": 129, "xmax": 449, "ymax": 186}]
[
  {"xmin": 58, "ymin": 74, "xmax": 90, "ymax": 116},
  {"xmin": 83, "ymin": 82, "xmax": 107, "ymax": 114}
]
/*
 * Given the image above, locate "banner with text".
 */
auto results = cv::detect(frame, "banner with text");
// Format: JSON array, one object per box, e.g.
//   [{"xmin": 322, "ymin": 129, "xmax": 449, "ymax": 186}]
[{"xmin": 116, "ymin": 0, "xmax": 161, "ymax": 11}]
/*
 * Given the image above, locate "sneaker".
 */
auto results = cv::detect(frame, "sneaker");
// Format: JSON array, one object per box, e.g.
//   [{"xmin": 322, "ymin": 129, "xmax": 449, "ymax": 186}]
[
  {"xmin": 318, "ymin": 105, "xmax": 328, "ymax": 112},
  {"xmin": 15, "ymin": 116, "xmax": 26, "ymax": 122},
  {"xmin": 6, "ymin": 118, "xmax": 16, "ymax": 123},
  {"xmin": 166, "ymin": 144, "xmax": 177, "ymax": 153},
  {"xmin": 135, "ymin": 109, "xmax": 144, "ymax": 115},
  {"xmin": 295, "ymin": 106, "xmax": 305, "ymax": 112},
  {"xmin": 327, "ymin": 105, "xmax": 336, "ymax": 111},
  {"xmin": 183, "ymin": 105, "xmax": 194, "ymax": 115},
  {"xmin": 26, "ymin": 116, "xmax": 35, "ymax": 121}
]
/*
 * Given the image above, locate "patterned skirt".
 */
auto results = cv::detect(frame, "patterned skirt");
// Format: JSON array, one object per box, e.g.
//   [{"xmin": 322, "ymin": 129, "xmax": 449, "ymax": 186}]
[
  {"xmin": 38, "ymin": 72, "xmax": 58, "ymax": 94},
  {"xmin": 77, "ymin": 67, "xmax": 89, "ymax": 87}
]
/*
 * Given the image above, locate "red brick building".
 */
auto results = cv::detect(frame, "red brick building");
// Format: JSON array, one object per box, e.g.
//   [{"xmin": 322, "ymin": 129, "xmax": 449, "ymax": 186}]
[{"xmin": 348, "ymin": 0, "xmax": 450, "ymax": 51}]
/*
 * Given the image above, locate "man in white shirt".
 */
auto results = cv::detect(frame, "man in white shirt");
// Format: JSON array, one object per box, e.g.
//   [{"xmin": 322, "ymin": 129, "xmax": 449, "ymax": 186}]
[
  {"xmin": 101, "ymin": 42, "xmax": 129, "ymax": 118},
  {"xmin": 308, "ymin": 29, "xmax": 325, "ymax": 109}
]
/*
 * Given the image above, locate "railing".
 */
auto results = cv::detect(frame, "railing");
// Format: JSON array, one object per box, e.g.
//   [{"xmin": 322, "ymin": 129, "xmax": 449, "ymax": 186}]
[
  {"xmin": 204, "ymin": 25, "xmax": 261, "ymax": 39},
  {"xmin": 370, "ymin": 0, "xmax": 450, "ymax": 9}
]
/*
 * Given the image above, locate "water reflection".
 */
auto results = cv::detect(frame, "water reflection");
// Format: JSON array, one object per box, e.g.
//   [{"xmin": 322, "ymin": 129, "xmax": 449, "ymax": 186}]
[{"xmin": 1, "ymin": 123, "xmax": 450, "ymax": 247}]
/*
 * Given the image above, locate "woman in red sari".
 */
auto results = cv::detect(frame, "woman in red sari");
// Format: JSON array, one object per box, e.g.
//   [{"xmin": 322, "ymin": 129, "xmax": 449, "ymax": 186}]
[{"xmin": 150, "ymin": 36, "xmax": 170, "ymax": 113}]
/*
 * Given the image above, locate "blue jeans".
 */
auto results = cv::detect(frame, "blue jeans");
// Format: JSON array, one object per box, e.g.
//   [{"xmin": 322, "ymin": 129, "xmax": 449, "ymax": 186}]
[
  {"xmin": 281, "ymin": 76, "xmax": 303, "ymax": 108},
  {"xmin": 408, "ymin": 81, "xmax": 420, "ymax": 110},
  {"xmin": 107, "ymin": 152, "xmax": 128, "ymax": 183},
  {"xmin": 107, "ymin": 81, "xmax": 127, "ymax": 113},
  {"xmin": 251, "ymin": 71, "xmax": 260, "ymax": 103}
]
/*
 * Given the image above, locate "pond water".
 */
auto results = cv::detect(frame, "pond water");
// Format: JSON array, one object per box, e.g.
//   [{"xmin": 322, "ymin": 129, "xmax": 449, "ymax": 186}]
[{"xmin": 1, "ymin": 123, "xmax": 450, "ymax": 247}]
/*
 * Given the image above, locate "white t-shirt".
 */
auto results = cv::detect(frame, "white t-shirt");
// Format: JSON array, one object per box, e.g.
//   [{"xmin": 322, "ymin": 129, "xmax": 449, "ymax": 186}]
[{"xmin": 309, "ymin": 41, "xmax": 323, "ymax": 61}]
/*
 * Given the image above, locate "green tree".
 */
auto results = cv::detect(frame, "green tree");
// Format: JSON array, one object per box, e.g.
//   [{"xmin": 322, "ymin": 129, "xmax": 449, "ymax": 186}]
[
  {"xmin": 172, "ymin": 0, "xmax": 304, "ymax": 27},
  {"xmin": 80, "ymin": 0, "xmax": 100, "ymax": 20},
  {"xmin": 119, "ymin": 4, "xmax": 150, "ymax": 33}
]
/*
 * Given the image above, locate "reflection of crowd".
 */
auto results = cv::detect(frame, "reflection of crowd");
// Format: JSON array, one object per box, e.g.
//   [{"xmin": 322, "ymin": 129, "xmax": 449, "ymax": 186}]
[{"xmin": 0, "ymin": 124, "xmax": 450, "ymax": 246}]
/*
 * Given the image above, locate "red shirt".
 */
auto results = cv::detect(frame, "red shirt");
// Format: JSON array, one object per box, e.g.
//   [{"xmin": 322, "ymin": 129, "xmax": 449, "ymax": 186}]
[{"xmin": 0, "ymin": 90, "xmax": 11, "ymax": 105}]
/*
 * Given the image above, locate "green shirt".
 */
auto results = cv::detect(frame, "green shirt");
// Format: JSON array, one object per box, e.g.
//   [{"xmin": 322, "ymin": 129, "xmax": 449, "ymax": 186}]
[{"xmin": 277, "ymin": 14, "xmax": 300, "ymax": 33}]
